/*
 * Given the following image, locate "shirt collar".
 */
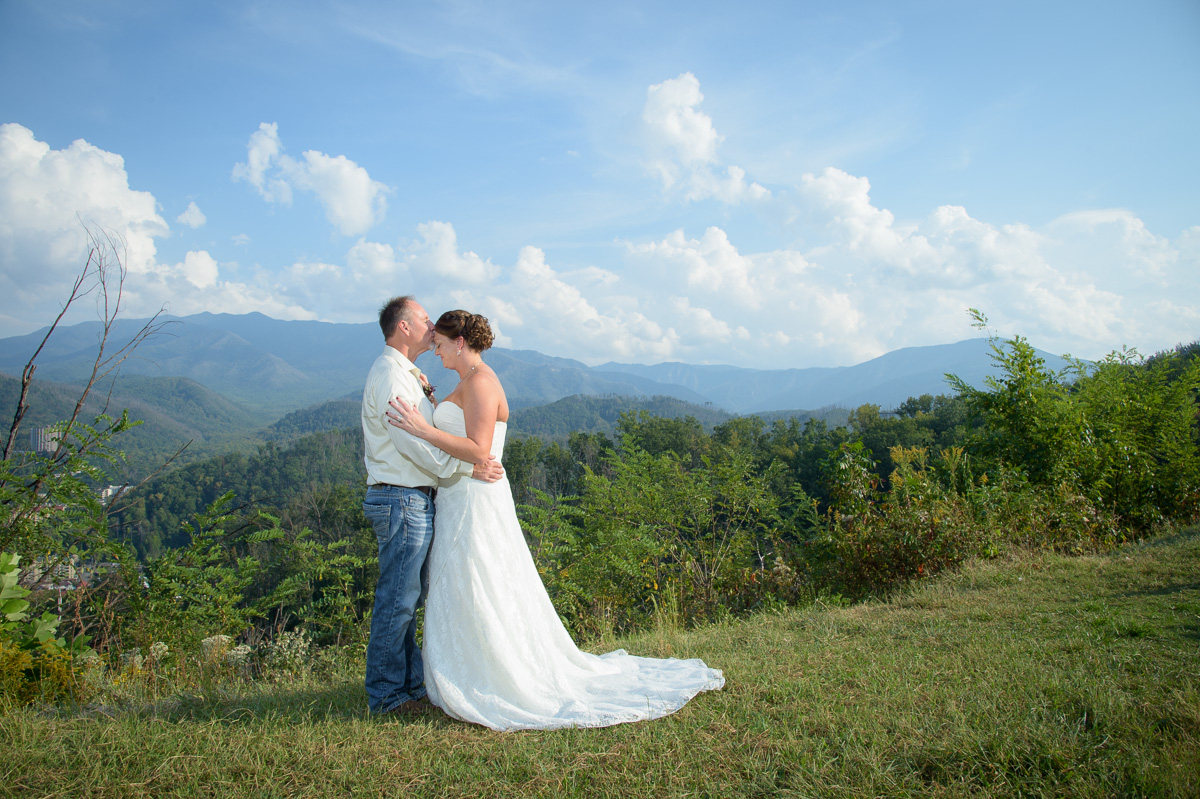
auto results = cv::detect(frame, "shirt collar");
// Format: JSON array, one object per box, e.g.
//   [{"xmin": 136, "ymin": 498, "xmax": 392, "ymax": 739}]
[{"xmin": 382, "ymin": 344, "xmax": 423, "ymax": 378}]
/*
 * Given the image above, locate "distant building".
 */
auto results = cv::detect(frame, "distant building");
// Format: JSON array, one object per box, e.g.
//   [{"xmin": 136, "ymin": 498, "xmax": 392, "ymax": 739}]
[
  {"xmin": 30, "ymin": 427, "xmax": 62, "ymax": 453},
  {"xmin": 25, "ymin": 554, "xmax": 122, "ymax": 591},
  {"xmin": 99, "ymin": 485, "xmax": 128, "ymax": 503}
]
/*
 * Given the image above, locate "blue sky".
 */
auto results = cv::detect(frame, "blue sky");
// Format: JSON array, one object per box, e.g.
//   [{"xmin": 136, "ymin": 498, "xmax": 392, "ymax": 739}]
[{"xmin": 1, "ymin": 0, "xmax": 1197, "ymax": 368}]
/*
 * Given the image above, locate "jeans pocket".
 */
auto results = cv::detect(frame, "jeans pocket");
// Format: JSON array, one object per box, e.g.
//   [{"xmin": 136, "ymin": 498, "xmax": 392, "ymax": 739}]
[{"xmin": 362, "ymin": 502, "xmax": 393, "ymax": 545}]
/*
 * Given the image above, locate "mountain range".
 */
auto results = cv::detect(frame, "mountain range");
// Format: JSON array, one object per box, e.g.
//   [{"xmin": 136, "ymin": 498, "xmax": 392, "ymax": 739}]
[{"xmin": 0, "ymin": 311, "xmax": 1074, "ymax": 420}]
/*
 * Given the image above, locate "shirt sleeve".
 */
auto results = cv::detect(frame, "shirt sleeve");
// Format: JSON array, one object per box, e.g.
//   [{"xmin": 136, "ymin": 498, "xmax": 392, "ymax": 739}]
[{"xmin": 377, "ymin": 368, "xmax": 474, "ymax": 480}]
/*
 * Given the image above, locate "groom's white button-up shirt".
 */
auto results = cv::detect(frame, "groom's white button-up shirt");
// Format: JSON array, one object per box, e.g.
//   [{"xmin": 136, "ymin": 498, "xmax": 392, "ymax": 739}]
[{"xmin": 362, "ymin": 345, "xmax": 470, "ymax": 487}]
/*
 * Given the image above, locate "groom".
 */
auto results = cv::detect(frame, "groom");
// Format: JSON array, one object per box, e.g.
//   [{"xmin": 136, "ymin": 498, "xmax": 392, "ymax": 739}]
[{"xmin": 361, "ymin": 295, "xmax": 502, "ymax": 715}]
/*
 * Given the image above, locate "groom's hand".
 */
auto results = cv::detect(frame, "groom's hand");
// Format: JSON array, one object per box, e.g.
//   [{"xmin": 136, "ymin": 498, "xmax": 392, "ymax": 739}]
[{"xmin": 472, "ymin": 456, "xmax": 505, "ymax": 483}]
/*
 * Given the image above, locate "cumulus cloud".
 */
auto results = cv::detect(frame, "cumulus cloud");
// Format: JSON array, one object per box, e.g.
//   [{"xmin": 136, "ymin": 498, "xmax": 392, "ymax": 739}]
[
  {"xmin": 291, "ymin": 150, "xmax": 390, "ymax": 237},
  {"xmin": 504, "ymin": 245, "xmax": 677, "ymax": 361},
  {"xmin": 232, "ymin": 123, "xmax": 390, "ymax": 236},
  {"xmin": 628, "ymin": 226, "xmax": 775, "ymax": 308},
  {"xmin": 178, "ymin": 250, "xmax": 218, "ymax": 289},
  {"xmin": 405, "ymin": 221, "xmax": 500, "ymax": 284},
  {"xmin": 147, "ymin": 254, "xmax": 318, "ymax": 321},
  {"xmin": 347, "ymin": 239, "xmax": 403, "ymax": 280},
  {"xmin": 3, "ymin": 104, "xmax": 1194, "ymax": 372},
  {"xmin": 643, "ymin": 73, "xmax": 769, "ymax": 204},
  {"xmin": 669, "ymin": 297, "xmax": 750, "ymax": 344},
  {"xmin": 626, "ymin": 225, "xmax": 873, "ymax": 361},
  {"xmin": 778, "ymin": 164, "xmax": 1197, "ymax": 360},
  {"xmin": 0, "ymin": 123, "xmax": 168, "ymax": 330},
  {"xmin": 0, "ymin": 124, "xmax": 332, "ymax": 335},
  {"xmin": 231, "ymin": 122, "xmax": 291, "ymax": 203},
  {"xmin": 177, "ymin": 201, "xmax": 206, "ymax": 228},
  {"xmin": 356, "ymin": 224, "xmax": 682, "ymax": 364}
]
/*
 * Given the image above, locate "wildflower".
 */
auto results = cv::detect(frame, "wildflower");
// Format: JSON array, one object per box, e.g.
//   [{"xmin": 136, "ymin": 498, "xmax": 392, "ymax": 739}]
[
  {"xmin": 120, "ymin": 649, "xmax": 144, "ymax": 671},
  {"xmin": 225, "ymin": 644, "xmax": 253, "ymax": 667},
  {"xmin": 200, "ymin": 634, "xmax": 233, "ymax": 664}
]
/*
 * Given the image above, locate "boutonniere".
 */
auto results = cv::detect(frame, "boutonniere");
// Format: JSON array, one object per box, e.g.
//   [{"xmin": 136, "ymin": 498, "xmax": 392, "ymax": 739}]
[{"xmin": 420, "ymin": 375, "xmax": 437, "ymax": 404}]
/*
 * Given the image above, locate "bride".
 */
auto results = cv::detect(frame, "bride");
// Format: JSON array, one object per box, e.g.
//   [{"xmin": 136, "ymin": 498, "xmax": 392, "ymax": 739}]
[{"xmin": 387, "ymin": 310, "xmax": 724, "ymax": 731}]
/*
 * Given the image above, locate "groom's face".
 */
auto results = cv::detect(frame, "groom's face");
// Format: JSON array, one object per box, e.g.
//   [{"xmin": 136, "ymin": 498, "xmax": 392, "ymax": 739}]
[{"xmin": 400, "ymin": 302, "xmax": 435, "ymax": 354}]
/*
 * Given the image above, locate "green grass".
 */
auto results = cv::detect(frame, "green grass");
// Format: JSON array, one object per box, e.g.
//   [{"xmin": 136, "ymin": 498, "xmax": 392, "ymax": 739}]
[{"xmin": 6, "ymin": 526, "xmax": 1199, "ymax": 797}]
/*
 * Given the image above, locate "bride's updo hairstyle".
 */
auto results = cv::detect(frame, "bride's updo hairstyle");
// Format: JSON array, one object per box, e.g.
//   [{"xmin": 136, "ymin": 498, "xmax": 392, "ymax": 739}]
[{"xmin": 435, "ymin": 310, "xmax": 494, "ymax": 352}]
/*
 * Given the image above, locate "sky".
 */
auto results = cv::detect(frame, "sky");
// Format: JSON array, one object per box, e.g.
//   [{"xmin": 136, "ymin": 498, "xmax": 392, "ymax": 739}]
[{"xmin": 1, "ymin": 0, "xmax": 1197, "ymax": 369}]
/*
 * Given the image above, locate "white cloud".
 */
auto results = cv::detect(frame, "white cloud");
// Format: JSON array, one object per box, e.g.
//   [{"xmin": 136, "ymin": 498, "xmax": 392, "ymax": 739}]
[
  {"xmin": 645, "ymin": 72, "xmax": 722, "ymax": 166},
  {"xmin": 0, "ymin": 124, "xmax": 338, "ymax": 335},
  {"xmin": 379, "ymin": 227, "xmax": 681, "ymax": 363},
  {"xmin": 569, "ymin": 265, "xmax": 621, "ymax": 286},
  {"xmin": 406, "ymin": 221, "xmax": 500, "ymax": 284},
  {"xmin": 628, "ymin": 226, "xmax": 769, "ymax": 307},
  {"xmin": 232, "ymin": 123, "xmax": 389, "ymax": 236},
  {"xmin": 0, "ymin": 123, "xmax": 168, "ymax": 330},
  {"xmin": 178, "ymin": 250, "xmax": 218, "ymax": 289},
  {"xmin": 177, "ymin": 201, "xmax": 206, "ymax": 229},
  {"xmin": 776, "ymin": 165, "xmax": 1199, "ymax": 361},
  {"xmin": 643, "ymin": 73, "xmax": 769, "ymax": 204},
  {"xmin": 290, "ymin": 150, "xmax": 390, "ymax": 237},
  {"xmin": 4, "ymin": 109, "xmax": 1194, "ymax": 373},
  {"xmin": 669, "ymin": 297, "xmax": 750, "ymax": 344},
  {"xmin": 347, "ymin": 239, "xmax": 403, "ymax": 280},
  {"xmin": 231, "ymin": 122, "xmax": 291, "ymax": 203},
  {"xmin": 626, "ymin": 224, "xmax": 875, "ymax": 362}
]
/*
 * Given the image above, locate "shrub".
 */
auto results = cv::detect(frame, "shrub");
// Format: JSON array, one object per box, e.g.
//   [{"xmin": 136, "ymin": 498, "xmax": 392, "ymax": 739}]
[
  {"xmin": 1, "ymin": 552, "xmax": 93, "ymax": 706},
  {"xmin": 950, "ymin": 313, "xmax": 1200, "ymax": 537},
  {"xmin": 524, "ymin": 440, "xmax": 783, "ymax": 636}
]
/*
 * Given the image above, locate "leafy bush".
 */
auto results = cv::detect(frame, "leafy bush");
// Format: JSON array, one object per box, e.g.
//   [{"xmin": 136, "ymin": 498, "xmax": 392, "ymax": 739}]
[
  {"xmin": 523, "ymin": 435, "xmax": 784, "ymax": 636},
  {"xmin": 1, "ymin": 552, "xmax": 94, "ymax": 705},
  {"xmin": 950, "ymin": 313, "xmax": 1200, "ymax": 536},
  {"xmin": 814, "ymin": 440, "xmax": 1126, "ymax": 598}
]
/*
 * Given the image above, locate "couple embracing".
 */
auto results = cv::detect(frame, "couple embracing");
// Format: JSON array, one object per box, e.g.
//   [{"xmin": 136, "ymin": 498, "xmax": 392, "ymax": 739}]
[{"xmin": 361, "ymin": 296, "xmax": 724, "ymax": 731}]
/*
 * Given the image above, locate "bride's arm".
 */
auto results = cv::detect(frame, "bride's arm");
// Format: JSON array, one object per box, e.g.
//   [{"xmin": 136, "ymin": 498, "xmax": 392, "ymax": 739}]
[{"xmin": 388, "ymin": 375, "xmax": 499, "ymax": 463}]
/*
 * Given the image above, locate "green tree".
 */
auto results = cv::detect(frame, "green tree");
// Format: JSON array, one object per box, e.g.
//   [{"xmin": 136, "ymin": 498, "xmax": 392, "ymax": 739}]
[
  {"xmin": 1070, "ymin": 347, "xmax": 1200, "ymax": 529},
  {"xmin": 528, "ymin": 437, "xmax": 781, "ymax": 634},
  {"xmin": 616, "ymin": 411, "xmax": 709, "ymax": 467},
  {"xmin": 947, "ymin": 315, "xmax": 1079, "ymax": 487},
  {"xmin": 949, "ymin": 312, "xmax": 1199, "ymax": 534}
]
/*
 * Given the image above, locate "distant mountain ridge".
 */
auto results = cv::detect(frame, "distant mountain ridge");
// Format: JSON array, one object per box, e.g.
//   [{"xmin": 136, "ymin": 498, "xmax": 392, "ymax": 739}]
[
  {"xmin": 595, "ymin": 338, "xmax": 1074, "ymax": 412},
  {"xmin": 0, "ymin": 312, "xmax": 1076, "ymax": 417}
]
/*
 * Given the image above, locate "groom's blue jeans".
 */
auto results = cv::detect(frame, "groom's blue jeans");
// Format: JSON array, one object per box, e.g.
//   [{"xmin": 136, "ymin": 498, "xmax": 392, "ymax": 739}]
[{"xmin": 363, "ymin": 484, "xmax": 435, "ymax": 713}]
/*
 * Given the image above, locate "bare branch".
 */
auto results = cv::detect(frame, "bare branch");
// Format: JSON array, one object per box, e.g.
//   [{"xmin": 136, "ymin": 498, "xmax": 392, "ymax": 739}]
[
  {"xmin": 3, "ymin": 224, "xmax": 171, "ymax": 522},
  {"xmin": 52, "ymin": 229, "xmax": 169, "ymax": 458},
  {"xmin": 105, "ymin": 438, "xmax": 193, "ymax": 518},
  {"xmin": 2, "ymin": 244, "xmax": 99, "ymax": 461}
]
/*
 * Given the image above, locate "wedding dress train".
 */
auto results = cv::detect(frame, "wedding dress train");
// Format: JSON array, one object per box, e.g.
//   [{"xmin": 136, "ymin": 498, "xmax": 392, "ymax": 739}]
[{"xmin": 421, "ymin": 401, "xmax": 724, "ymax": 731}]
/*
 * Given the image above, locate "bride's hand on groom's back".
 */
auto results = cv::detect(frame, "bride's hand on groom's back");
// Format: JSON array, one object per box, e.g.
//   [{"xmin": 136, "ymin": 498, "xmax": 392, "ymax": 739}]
[{"xmin": 387, "ymin": 397, "xmax": 429, "ymax": 436}]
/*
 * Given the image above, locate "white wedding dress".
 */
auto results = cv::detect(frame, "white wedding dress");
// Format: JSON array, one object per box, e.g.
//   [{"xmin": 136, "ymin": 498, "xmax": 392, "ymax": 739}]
[{"xmin": 422, "ymin": 402, "xmax": 724, "ymax": 731}]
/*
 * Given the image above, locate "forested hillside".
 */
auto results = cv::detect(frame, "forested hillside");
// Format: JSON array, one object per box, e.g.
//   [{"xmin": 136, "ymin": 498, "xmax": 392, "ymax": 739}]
[
  {"xmin": 1, "ymin": 312, "xmax": 1077, "ymax": 417},
  {"xmin": 110, "ymin": 394, "xmax": 758, "ymax": 555},
  {"xmin": 0, "ymin": 372, "xmax": 269, "ymax": 481},
  {"xmin": 113, "ymin": 429, "xmax": 365, "ymax": 557},
  {"xmin": 509, "ymin": 394, "xmax": 731, "ymax": 438}
]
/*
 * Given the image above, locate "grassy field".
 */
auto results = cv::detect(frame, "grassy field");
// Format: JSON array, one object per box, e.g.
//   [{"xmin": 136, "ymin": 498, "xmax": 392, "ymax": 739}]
[{"xmin": 6, "ymin": 526, "xmax": 1199, "ymax": 797}]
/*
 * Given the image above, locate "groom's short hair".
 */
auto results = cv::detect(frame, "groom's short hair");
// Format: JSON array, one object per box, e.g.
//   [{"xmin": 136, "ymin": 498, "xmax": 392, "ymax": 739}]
[{"xmin": 379, "ymin": 295, "xmax": 415, "ymax": 339}]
